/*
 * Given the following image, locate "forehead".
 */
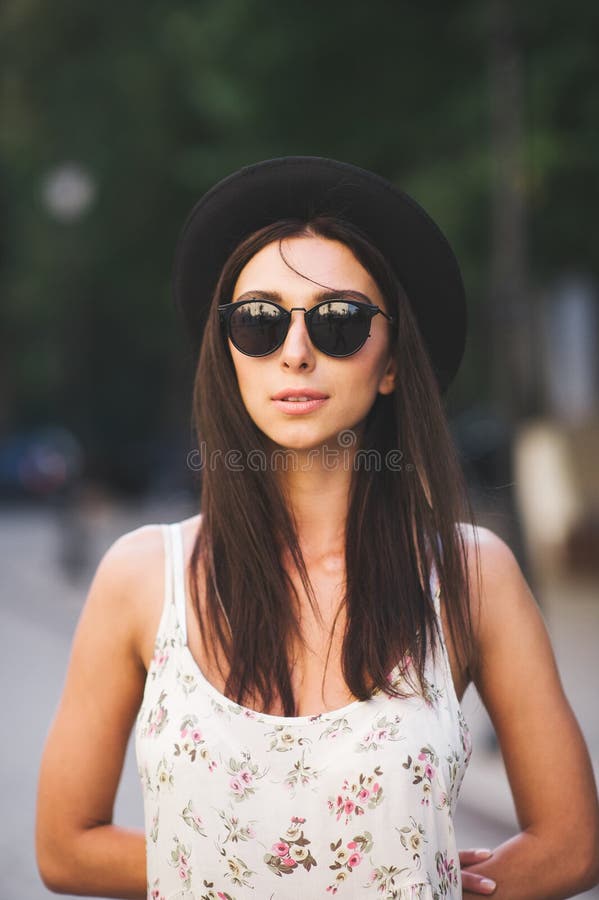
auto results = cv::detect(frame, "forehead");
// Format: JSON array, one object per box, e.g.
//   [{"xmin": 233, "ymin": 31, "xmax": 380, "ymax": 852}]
[{"xmin": 232, "ymin": 235, "xmax": 383, "ymax": 302}]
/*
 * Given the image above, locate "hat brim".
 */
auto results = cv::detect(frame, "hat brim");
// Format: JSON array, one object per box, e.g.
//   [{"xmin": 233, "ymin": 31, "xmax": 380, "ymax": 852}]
[{"xmin": 173, "ymin": 155, "xmax": 467, "ymax": 394}]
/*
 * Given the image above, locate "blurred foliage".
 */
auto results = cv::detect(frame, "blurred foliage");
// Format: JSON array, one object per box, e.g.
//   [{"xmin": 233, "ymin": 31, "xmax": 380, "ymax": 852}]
[{"xmin": 1, "ymin": 0, "xmax": 598, "ymax": 484}]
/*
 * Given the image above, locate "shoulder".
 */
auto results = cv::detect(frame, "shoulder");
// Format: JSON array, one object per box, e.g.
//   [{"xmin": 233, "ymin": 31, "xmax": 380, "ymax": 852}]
[
  {"xmin": 455, "ymin": 522, "xmax": 546, "ymax": 685},
  {"xmin": 87, "ymin": 522, "xmax": 167, "ymax": 668},
  {"xmin": 456, "ymin": 521, "xmax": 523, "ymax": 604},
  {"xmin": 452, "ymin": 522, "xmax": 530, "ymax": 678},
  {"xmin": 116, "ymin": 515, "xmax": 204, "ymax": 666},
  {"xmin": 94, "ymin": 522, "xmax": 166, "ymax": 602}
]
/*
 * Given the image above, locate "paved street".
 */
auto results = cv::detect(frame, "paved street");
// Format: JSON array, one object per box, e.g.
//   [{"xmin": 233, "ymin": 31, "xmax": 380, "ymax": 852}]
[{"xmin": 1, "ymin": 501, "xmax": 597, "ymax": 898}]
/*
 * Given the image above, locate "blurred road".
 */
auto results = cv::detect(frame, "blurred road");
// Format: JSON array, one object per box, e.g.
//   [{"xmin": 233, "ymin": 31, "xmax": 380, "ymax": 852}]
[{"xmin": 1, "ymin": 500, "xmax": 597, "ymax": 898}]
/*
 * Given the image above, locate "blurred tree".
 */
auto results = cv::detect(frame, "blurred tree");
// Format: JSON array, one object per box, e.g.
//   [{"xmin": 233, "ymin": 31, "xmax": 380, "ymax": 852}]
[{"xmin": 1, "ymin": 0, "xmax": 598, "ymax": 488}]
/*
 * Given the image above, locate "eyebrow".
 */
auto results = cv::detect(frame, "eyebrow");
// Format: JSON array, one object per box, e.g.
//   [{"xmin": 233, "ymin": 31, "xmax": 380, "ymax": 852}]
[{"xmin": 232, "ymin": 288, "xmax": 374, "ymax": 306}]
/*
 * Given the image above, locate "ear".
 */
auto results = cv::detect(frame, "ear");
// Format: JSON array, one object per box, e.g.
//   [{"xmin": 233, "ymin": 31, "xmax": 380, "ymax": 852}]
[{"xmin": 378, "ymin": 353, "xmax": 396, "ymax": 396}]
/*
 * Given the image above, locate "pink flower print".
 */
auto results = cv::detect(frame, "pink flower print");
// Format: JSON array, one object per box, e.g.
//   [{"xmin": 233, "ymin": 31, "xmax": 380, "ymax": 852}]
[
  {"xmin": 225, "ymin": 752, "xmax": 265, "ymax": 800},
  {"xmin": 144, "ymin": 691, "xmax": 168, "ymax": 738},
  {"xmin": 169, "ymin": 836, "xmax": 192, "ymax": 889},
  {"xmin": 418, "ymin": 752, "xmax": 426, "ymax": 761},
  {"xmin": 265, "ymin": 818, "xmax": 317, "ymax": 876},
  {"xmin": 230, "ymin": 776, "xmax": 244, "ymax": 796},
  {"xmin": 325, "ymin": 835, "xmax": 372, "ymax": 895},
  {"xmin": 425, "ymin": 763, "xmax": 435, "ymax": 778},
  {"xmin": 329, "ymin": 767, "xmax": 383, "ymax": 825},
  {"xmin": 435, "ymin": 849, "xmax": 459, "ymax": 892},
  {"xmin": 151, "ymin": 707, "xmax": 166, "ymax": 733},
  {"xmin": 180, "ymin": 727, "xmax": 188, "ymax": 739},
  {"xmin": 191, "ymin": 728, "xmax": 202, "ymax": 743},
  {"xmin": 151, "ymin": 643, "xmax": 170, "ymax": 679}
]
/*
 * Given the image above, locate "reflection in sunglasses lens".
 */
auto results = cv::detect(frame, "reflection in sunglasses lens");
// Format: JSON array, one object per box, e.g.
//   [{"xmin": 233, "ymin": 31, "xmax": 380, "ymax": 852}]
[
  {"xmin": 230, "ymin": 301, "xmax": 286, "ymax": 355},
  {"xmin": 230, "ymin": 300, "xmax": 368, "ymax": 357}
]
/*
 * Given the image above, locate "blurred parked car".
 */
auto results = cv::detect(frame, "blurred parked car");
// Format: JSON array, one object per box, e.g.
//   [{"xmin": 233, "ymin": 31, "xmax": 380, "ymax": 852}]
[{"xmin": 0, "ymin": 426, "xmax": 83, "ymax": 501}]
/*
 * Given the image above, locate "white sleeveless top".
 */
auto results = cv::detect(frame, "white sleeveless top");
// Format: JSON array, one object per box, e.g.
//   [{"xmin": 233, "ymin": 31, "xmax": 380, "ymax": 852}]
[{"xmin": 135, "ymin": 521, "xmax": 472, "ymax": 900}]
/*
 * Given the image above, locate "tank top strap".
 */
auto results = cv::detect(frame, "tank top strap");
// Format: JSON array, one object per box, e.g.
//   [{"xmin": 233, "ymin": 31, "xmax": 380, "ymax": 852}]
[
  {"xmin": 429, "ymin": 557, "xmax": 442, "ymax": 616},
  {"xmin": 426, "ymin": 539, "xmax": 460, "ymax": 707},
  {"xmin": 151, "ymin": 523, "xmax": 177, "ymax": 649},
  {"xmin": 427, "ymin": 531, "xmax": 442, "ymax": 615},
  {"xmin": 169, "ymin": 521, "xmax": 188, "ymax": 645}
]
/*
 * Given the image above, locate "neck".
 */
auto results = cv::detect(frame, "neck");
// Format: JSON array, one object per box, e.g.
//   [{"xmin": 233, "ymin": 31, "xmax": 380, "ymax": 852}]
[{"xmin": 274, "ymin": 445, "xmax": 357, "ymax": 562}]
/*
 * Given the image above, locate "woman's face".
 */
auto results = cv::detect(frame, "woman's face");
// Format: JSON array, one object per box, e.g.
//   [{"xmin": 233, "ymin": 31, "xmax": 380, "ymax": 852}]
[{"xmin": 228, "ymin": 234, "xmax": 396, "ymax": 453}]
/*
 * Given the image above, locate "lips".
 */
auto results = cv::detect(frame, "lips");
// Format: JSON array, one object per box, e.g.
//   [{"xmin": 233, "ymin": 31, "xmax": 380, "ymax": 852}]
[{"xmin": 271, "ymin": 388, "xmax": 329, "ymax": 400}]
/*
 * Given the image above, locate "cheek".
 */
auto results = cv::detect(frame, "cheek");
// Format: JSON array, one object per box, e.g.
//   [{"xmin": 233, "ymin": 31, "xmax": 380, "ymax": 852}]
[{"xmin": 231, "ymin": 356, "xmax": 270, "ymax": 420}]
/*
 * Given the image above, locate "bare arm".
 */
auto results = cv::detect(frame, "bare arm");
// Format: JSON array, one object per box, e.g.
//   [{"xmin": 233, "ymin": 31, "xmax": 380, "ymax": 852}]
[
  {"xmin": 460, "ymin": 526, "xmax": 599, "ymax": 899},
  {"xmin": 35, "ymin": 524, "xmax": 162, "ymax": 897}
]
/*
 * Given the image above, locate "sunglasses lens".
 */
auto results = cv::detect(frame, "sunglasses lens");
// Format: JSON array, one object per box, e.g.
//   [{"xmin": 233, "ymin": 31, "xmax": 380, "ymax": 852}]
[
  {"xmin": 227, "ymin": 299, "xmax": 372, "ymax": 357},
  {"xmin": 229, "ymin": 301, "xmax": 287, "ymax": 356},
  {"xmin": 309, "ymin": 301, "xmax": 370, "ymax": 356}
]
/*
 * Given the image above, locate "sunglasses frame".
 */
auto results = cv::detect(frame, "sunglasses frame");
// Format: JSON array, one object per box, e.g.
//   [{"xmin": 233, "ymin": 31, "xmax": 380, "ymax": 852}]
[{"xmin": 217, "ymin": 296, "xmax": 397, "ymax": 358}]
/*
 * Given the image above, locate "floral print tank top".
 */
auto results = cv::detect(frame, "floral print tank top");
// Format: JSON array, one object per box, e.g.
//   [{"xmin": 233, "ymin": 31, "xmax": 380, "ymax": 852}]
[{"xmin": 135, "ymin": 522, "xmax": 472, "ymax": 900}]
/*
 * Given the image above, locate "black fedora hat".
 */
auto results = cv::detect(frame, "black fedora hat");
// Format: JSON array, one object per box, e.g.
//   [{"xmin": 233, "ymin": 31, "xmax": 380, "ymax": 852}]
[{"xmin": 173, "ymin": 155, "xmax": 467, "ymax": 394}]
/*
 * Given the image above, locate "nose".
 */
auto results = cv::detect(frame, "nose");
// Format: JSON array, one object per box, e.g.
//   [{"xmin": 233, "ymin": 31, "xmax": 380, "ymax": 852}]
[{"xmin": 279, "ymin": 307, "xmax": 315, "ymax": 368}]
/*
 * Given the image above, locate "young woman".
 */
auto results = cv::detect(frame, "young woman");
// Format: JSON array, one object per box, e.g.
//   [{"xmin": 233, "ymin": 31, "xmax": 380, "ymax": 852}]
[{"xmin": 36, "ymin": 157, "xmax": 599, "ymax": 899}]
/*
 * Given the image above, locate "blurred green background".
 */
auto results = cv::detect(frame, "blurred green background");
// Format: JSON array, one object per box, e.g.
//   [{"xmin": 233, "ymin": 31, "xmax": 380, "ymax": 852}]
[
  {"xmin": 3, "ymin": 8, "xmax": 599, "ymax": 897},
  {"xmin": 1, "ymin": 0, "xmax": 598, "ymax": 498}
]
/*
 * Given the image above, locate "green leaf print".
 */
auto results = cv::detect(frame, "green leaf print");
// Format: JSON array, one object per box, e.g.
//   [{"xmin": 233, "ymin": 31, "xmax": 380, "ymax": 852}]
[
  {"xmin": 282, "ymin": 748, "xmax": 323, "ymax": 796},
  {"xmin": 168, "ymin": 835, "xmax": 192, "ymax": 891},
  {"xmin": 355, "ymin": 713, "xmax": 406, "ymax": 752},
  {"xmin": 181, "ymin": 799, "xmax": 207, "ymax": 836},
  {"xmin": 223, "ymin": 853, "xmax": 256, "ymax": 888},
  {"xmin": 396, "ymin": 816, "xmax": 427, "ymax": 866},
  {"xmin": 216, "ymin": 806, "xmax": 257, "ymax": 844}
]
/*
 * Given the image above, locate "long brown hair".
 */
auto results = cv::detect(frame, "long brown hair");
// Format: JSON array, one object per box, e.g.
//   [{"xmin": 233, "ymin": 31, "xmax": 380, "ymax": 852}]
[{"xmin": 188, "ymin": 215, "xmax": 482, "ymax": 716}]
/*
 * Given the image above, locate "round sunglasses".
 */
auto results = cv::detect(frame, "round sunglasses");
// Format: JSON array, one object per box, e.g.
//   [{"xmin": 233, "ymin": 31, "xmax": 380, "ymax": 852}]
[{"xmin": 217, "ymin": 296, "xmax": 397, "ymax": 358}]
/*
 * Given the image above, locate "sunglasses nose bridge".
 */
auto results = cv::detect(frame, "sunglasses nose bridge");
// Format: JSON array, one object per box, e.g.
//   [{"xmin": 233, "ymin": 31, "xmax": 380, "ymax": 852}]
[{"xmin": 282, "ymin": 306, "xmax": 312, "ymax": 341}]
